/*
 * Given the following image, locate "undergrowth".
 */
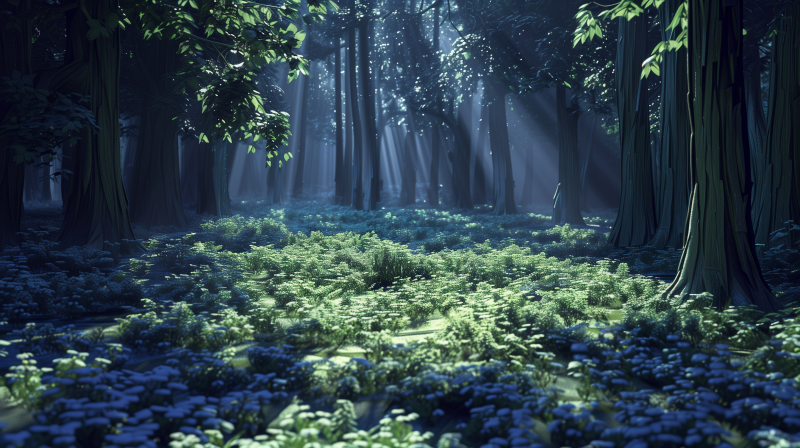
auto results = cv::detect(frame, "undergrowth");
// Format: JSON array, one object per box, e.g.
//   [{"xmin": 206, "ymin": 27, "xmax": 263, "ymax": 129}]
[{"xmin": 1, "ymin": 200, "xmax": 799, "ymax": 448}]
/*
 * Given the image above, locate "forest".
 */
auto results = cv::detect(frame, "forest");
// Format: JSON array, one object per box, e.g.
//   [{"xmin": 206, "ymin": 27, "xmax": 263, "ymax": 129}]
[{"xmin": 1, "ymin": 0, "xmax": 800, "ymax": 446}]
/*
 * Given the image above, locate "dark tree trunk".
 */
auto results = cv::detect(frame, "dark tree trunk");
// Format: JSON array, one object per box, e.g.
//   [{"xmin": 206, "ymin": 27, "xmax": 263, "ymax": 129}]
[
  {"xmin": 0, "ymin": 0, "xmax": 32, "ymax": 248},
  {"xmin": 361, "ymin": 22, "xmax": 379, "ymax": 211},
  {"xmin": 608, "ymin": 10, "xmax": 654, "ymax": 245},
  {"xmin": 129, "ymin": 36, "xmax": 186, "ymax": 229},
  {"xmin": 24, "ymin": 162, "xmax": 39, "ymax": 202},
  {"xmin": 579, "ymin": 115, "xmax": 595, "ymax": 212},
  {"xmin": 650, "ymin": 0, "xmax": 691, "ymax": 249},
  {"xmin": 266, "ymin": 147, "xmax": 285, "ymax": 205},
  {"xmin": 334, "ymin": 41, "xmax": 345, "ymax": 204},
  {"xmin": 553, "ymin": 85, "xmax": 584, "ymax": 225},
  {"xmin": 129, "ymin": 107, "xmax": 185, "ymax": 227},
  {"xmin": 452, "ymin": 98, "xmax": 473, "ymax": 209},
  {"xmin": 342, "ymin": 51, "xmax": 354, "ymax": 207},
  {"xmin": 753, "ymin": 3, "xmax": 800, "ymax": 251},
  {"xmin": 472, "ymin": 102, "xmax": 488, "ymax": 205},
  {"xmin": 349, "ymin": 26, "xmax": 364, "ymax": 210},
  {"xmin": 745, "ymin": 34, "xmax": 769, "ymax": 243},
  {"xmin": 122, "ymin": 116, "xmax": 138, "ymax": 195},
  {"xmin": 196, "ymin": 138, "xmax": 232, "ymax": 217},
  {"xmin": 51, "ymin": 1, "xmax": 138, "ymax": 250},
  {"xmin": 292, "ymin": 73, "xmax": 311, "ymax": 198},
  {"xmin": 663, "ymin": 0, "xmax": 781, "ymax": 313},
  {"xmin": 427, "ymin": 4, "xmax": 441, "ymax": 209},
  {"xmin": 40, "ymin": 155, "xmax": 52, "ymax": 201},
  {"xmin": 488, "ymin": 82, "xmax": 516, "ymax": 215},
  {"xmin": 181, "ymin": 137, "xmax": 200, "ymax": 209},
  {"xmin": 400, "ymin": 130, "xmax": 417, "ymax": 205}
]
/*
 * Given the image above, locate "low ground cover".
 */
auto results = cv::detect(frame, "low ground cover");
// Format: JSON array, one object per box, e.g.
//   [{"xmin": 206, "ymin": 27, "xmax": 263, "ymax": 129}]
[{"xmin": 1, "ymin": 197, "xmax": 800, "ymax": 448}]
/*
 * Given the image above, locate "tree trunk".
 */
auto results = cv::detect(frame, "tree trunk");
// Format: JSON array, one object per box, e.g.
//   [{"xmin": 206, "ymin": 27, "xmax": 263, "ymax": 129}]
[
  {"xmin": 663, "ymin": 0, "xmax": 782, "ymax": 313},
  {"xmin": 553, "ymin": 85, "xmax": 584, "ymax": 225},
  {"xmin": 334, "ymin": 40, "xmax": 345, "ymax": 204},
  {"xmin": 650, "ymin": 0, "xmax": 691, "ymax": 249},
  {"xmin": 349, "ymin": 26, "xmax": 364, "ymax": 210},
  {"xmin": 40, "ymin": 155, "xmax": 52, "ymax": 201},
  {"xmin": 0, "ymin": 0, "xmax": 32, "ymax": 248},
  {"xmin": 292, "ymin": 72, "xmax": 311, "ymax": 198},
  {"xmin": 129, "ymin": 57, "xmax": 186, "ymax": 229},
  {"xmin": 608, "ymin": 10, "xmax": 655, "ymax": 245},
  {"xmin": 266, "ymin": 147, "xmax": 285, "ymax": 205},
  {"xmin": 361, "ymin": 22, "xmax": 379, "ymax": 211},
  {"xmin": 753, "ymin": 3, "xmax": 800, "ymax": 251},
  {"xmin": 400, "ymin": 130, "xmax": 417, "ymax": 205},
  {"xmin": 473, "ymin": 102, "xmax": 488, "ymax": 205},
  {"xmin": 452, "ymin": 98, "xmax": 473, "ymax": 209},
  {"xmin": 181, "ymin": 136, "xmax": 200, "ymax": 209},
  {"xmin": 196, "ymin": 138, "xmax": 232, "ymax": 216},
  {"xmin": 51, "ymin": 1, "xmax": 138, "ymax": 251},
  {"xmin": 488, "ymin": 83, "xmax": 516, "ymax": 215},
  {"xmin": 426, "ymin": 4, "xmax": 441, "ymax": 209}
]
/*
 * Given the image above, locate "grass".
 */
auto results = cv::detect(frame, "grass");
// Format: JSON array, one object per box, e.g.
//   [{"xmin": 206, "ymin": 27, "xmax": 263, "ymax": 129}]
[{"xmin": 0, "ymin": 197, "xmax": 799, "ymax": 448}]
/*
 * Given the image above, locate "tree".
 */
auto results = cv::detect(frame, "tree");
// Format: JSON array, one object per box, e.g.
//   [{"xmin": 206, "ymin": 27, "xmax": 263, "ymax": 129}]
[
  {"xmin": 649, "ymin": 0, "xmax": 691, "ymax": 249},
  {"xmin": 753, "ymin": 2, "xmax": 800, "ymax": 251},
  {"xmin": 662, "ymin": 0, "xmax": 782, "ymax": 312},
  {"xmin": 47, "ymin": 0, "xmax": 139, "ymax": 251},
  {"xmin": 607, "ymin": 1, "xmax": 656, "ymax": 246}
]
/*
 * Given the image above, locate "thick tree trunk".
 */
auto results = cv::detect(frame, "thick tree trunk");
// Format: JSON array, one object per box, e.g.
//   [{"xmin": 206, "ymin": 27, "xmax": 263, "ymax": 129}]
[
  {"xmin": 753, "ymin": 4, "xmax": 800, "ymax": 251},
  {"xmin": 196, "ymin": 139, "xmax": 232, "ymax": 216},
  {"xmin": 292, "ymin": 73, "xmax": 311, "ymax": 198},
  {"xmin": 122, "ymin": 116, "xmax": 139, "ymax": 195},
  {"xmin": 52, "ymin": 2, "xmax": 138, "ymax": 250},
  {"xmin": 663, "ymin": 0, "xmax": 781, "ymax": 313},
  {"xmin": 181, "ymin": 137, "xmax": 200, "ymax": 209},
  {"xmin": 473, "ymin": 103, "xmax": 488, "ymax": 205},
  {"xmin": 488, "ymin": 83, "xmax": 516, "ymax": 215},
  {"xmin": 0, "ymin": 0, "xmax": 32, "ymax": 248},
  {"xmin": 553, "ymin": 85, "xmax": 584, "ymax": 225},
  {"xmin": 609, "ymin": 9, "xmax": 655, "ymax": 245},
  {"xmin": 348, "ymin": 26, "xmax": 364, "ymax": 210},
  {"xmin": 452, "ymin": 98, "xmax": 473, "ymax": 209},
  {"xmin": 266, "ymin": 147, "xmax": 285, "ymax": 205},
  {"xmin": 745, "ymin": 36, "xmax": 768, "ymax": 240},
  {"xmin": 429, "ymin": 124, "xmax": 441, "ymax": 208},
  {"xmin": 334, "ymin": 41, "xmax": 345, "ymax": 204},
  {"xmin": 130, "ymin": 106, "xmax": 186, "ymax": 228},
  {"xmin": 361, "ymin": 22, "xmax": 380, "ymax": 211},
  {"xmin": 650, "ymin": 0, "xmax": 691, "ymax": 249},
  {"xmin": 40, "ymin": 155, "xmax": 52, "ymax": 201},
  {"xmin": 342, "ymin": 52, "xmax": 354, "ymax": 207},
  {"xmin": 400, "ymin": 130, "xmax": 417, "ymax": 205}
]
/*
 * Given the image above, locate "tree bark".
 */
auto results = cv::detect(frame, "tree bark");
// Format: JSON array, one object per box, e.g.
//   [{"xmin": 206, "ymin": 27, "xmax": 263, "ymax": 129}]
[
  {"xmin": 334, "ymin": 41, "xmax": 345, "ymax": 204},
  {"xmin": 663, "ymin": 0, "xmax": 782, "ymax": 313},
  {"xmin": 51, "ymin": 1, "xmax": 138, "ymax": 251},
  {"xmin": 472, "ymin": 102, "xmax": 488, "ymax": 205},
  {"xmin": 400, "ymin": 130, "xmax": 417, "ymax": 205},
  {"xmin": 292, "ymin": 72, "xmax": 311, "ymax": 198},
  {"xmin": 128, "ymin": 37, "xmax": 186, "ymax": 228},
  {"xmin": 266, "ymin": 147, "xmax": 285, "ymax": 205},
  {"xmin": 196, "ymin": 137, "xmax": 232, "ymax": 217},
  {"xmin": 487, "ymin": 82, "xmax": 516, "ymax": 215},
  {"xmin": 361, "ymin": 22, "xmax": 379, "ymax": 210},
  {"xmin": 348, "ymin": 25, "xmax": 364, "ymax": 210},
  {"xmin": 0, "ymin": 0, "xmax": 32, "ymax": 248},
  {"xmin": 753, "ymin": 3, "xmax": 800, "ymax": 251},
  {"xmin": 553, "ymin": 85, "xmax": 584, "ymax": 225},
  {"xmin": 181, "ymin": 136, "xmax": 200, "ymax": 209},
  {"xmin": 608, "ymin": 8, "xmax": 655, "ymax": 245},
  {"xmin": 650, "ymin": 0, "xmax": 691, "ymax": 249},
  {"xmin": 452, "ymin": 97, "xmax": 473, "ymax": 209}
]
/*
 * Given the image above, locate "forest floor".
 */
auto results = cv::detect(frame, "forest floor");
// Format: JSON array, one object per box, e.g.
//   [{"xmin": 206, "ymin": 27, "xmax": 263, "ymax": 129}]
[{"xmin": 1, "ymin": 195, "xmax": 800, "ymax": 448}]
